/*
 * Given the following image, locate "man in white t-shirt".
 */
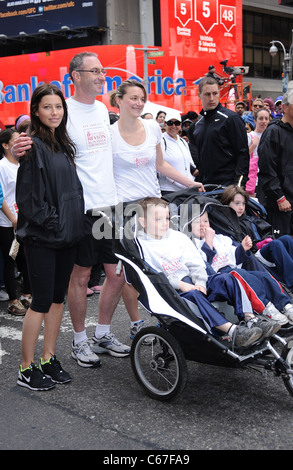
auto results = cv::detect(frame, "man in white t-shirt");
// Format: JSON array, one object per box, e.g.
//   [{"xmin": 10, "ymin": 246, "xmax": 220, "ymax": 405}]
[{"xmin": 12, "ymin": 52, "xmax": 131, "ymax": 367}]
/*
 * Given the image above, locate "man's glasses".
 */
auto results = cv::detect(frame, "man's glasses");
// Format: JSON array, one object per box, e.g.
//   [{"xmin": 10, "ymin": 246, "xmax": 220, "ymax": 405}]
[
  {"xmin": 76, "ymin": 68, "xmax": 107, "ymax": 76},
  {"xmin": 166, "ymin": 120, "xmax": 181, "ymax": 126}
]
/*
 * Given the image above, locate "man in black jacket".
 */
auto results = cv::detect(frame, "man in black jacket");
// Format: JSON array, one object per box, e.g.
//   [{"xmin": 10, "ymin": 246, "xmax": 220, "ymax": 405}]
[
  {"xmin": 189, "ymin": 77, "xmax": 249, "ymax": 186},
  {"xmin": 257, "ymin": 90, "xmax": 293, "ymax": 237}
]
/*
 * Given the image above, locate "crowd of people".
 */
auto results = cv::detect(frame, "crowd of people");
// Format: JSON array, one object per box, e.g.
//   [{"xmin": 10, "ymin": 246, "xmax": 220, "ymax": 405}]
[{"xmin": 0, "ymin": 52, "xmax": 293, "ymax": 391}]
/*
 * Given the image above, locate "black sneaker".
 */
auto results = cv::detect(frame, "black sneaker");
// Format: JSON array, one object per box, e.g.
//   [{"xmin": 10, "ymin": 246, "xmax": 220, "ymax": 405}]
[
  {"xmin": 17, "ymin": 363, "xmax": 56, "ymax": 391},
  {"xmin": 39, "ymin": 355, "xmax": 71, "ymax": 384}
]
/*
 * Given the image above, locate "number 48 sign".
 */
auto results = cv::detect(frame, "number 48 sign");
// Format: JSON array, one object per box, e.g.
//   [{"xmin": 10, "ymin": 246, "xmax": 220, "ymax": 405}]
[{"xmin": 175, "ymin": 0, "xmax": 236, "ymax": 35}]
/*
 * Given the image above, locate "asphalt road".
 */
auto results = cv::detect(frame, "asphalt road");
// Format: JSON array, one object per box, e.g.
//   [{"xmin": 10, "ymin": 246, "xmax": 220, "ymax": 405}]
[{"xmin": 1, "ymin": 287, "xmax": 293, "ymax": 452}]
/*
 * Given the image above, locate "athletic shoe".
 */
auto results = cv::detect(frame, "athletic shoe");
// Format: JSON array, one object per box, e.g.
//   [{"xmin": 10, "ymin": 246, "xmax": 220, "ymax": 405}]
[
  {"xmin": 39, "ymin": 355, "xmax": 71, "ymax": 384},
  {"xmin": 7, "ymin": 299, "xmax": 26, "ymax": 316},
  {"xmin": 281, "ymin": 303, "xmax": 293, "ymax": 324},
  {"xmin": 17, "ymin": 363, "xmax": 55, "ymax": 391},
  {"xmin": 0, "ymin": 289, "xmax": 9, "ymax": 301},
  {"xmin": 233, "ymin": 325, "xmax": 263, "ymax": 347},
  {"xmin": 71, "ymin": 339, "xmax": 101, "ymax": 368},
  {"xmin": 91, "ymin": 333, "xmax": 131, "ymax": 357},
  {"xmin": 221, "ymin": 325, "xmax": 262, "ymax": 350},
  {"xmin": 247, "ymin": 316, "xmax": 281, "ymax": 338},
  {"xmin": 262, "ymin": 302, "xmax": 288, "ymax": 325},
  {"xmin": 130, "ymin": 319, "xmax": 154, "ymax": 345}
]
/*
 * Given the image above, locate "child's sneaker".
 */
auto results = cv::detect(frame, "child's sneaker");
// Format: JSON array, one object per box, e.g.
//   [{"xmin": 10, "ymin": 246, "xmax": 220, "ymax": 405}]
[
  {"xmin": 233, "ymin": 325, "xmax": 263, "ymax": 347},
  {"xmin": 17, "ymin": 363, "xmax": 55, "ymax": 391},
  {"xmin": 247, "ymin": 316, "xmax": 281, "ymax": 338},
  {"xmin": 281, "ymin": 303, "xmax": 293, "ymax": 324},
  {"xmin": 39, "ymin": 355, "xmax": 71, "ymax": 384},
  {"xmin": 262, "ymin": 302, "xmax": 288, "ymax": 325}
]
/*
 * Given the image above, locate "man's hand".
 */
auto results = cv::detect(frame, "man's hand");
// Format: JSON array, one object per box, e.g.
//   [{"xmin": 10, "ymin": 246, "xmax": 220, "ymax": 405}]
[
  {"xmin": 12, "ymin": 133, "xmax": 33, "ymax": 158},
  {"xmin": 278, "ymin": 198, "xmax": 292, "ymax": 212}
]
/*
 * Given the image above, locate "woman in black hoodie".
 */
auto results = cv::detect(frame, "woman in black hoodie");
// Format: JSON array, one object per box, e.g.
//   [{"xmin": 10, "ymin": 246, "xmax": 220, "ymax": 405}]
[{"xmin": 16, "ymin": 84, "xmax": 84, "ymax": 391}]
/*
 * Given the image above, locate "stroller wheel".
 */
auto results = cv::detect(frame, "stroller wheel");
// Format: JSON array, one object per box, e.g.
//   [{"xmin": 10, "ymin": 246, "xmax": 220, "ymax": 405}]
[
  {"xmin": 281, "ymin": 336, "xmax": 293, "ymax": 397},
  {"xmin": 131, "ymin": 326, "xmax": 188, "ymax": 401}
]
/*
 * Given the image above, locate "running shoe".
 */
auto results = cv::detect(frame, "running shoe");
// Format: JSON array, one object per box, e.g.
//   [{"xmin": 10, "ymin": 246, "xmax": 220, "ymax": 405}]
[
  {"xmin": 39, "ymin": 355, "xmax": 71, "ymax": 384},
  {"xmin": 71, "ymin": 339, "xmax": 101, "ymax": 368},
  {"xmin": 91, "ymin": 333, "xmax": 131, "ymax": 357},
  {"xmin": 17, "ymin": 363, "xmax": 55, "ymax": 391},
  {"xmin": 247, "ymin": 316, "xmax": 281, "ymax": 338},
  {"xmin": 262, "ymin": 302, "xmax": 288, "ymax": 325},
  {"xmin": 281, "ymin": 303, "xmax": 293, "ymax": 324}
]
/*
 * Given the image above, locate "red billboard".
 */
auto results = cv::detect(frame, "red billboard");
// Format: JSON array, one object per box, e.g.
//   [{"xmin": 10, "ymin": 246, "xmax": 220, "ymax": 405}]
[{"xmin": 0, "ymin": 0, "xmax": 243, "ymax": 126}]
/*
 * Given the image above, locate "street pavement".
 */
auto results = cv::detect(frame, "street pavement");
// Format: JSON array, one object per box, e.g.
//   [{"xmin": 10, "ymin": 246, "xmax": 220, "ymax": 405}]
[{"xmin": 1, "ymin": 285, "xmax": 293, "ymax": 452}]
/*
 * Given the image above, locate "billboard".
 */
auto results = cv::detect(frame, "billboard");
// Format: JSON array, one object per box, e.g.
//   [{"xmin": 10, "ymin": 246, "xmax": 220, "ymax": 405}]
[
  {"xmin": 0, "ymin": 0, "xmax": 244, "ymax": 126},
  {"xmin": 0, "ymin": 0, "xmax": 106, "ymax": 37}
]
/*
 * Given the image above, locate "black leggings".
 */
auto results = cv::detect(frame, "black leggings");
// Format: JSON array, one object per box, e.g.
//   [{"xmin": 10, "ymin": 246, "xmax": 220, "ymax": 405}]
[
  {"xmin": 0, "ymin": 226, "xmax": 30, "ymax": 300},
  {"xmin": 24, "ymin": 243, "xmax": 77, "ymax": 313}
]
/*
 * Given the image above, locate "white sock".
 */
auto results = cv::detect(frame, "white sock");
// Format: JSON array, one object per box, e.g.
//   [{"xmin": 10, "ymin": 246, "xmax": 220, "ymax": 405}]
[
  {"xmin": 74, "ymin": 329, "xmax": 87, "ymax": 346},
  {"xmin": 228, "ymin": 324, "xmax": 237, "ymax": 335},
  {"xmin": 95, "ymin": 324, "xmax": 110, "ymax": 338}
]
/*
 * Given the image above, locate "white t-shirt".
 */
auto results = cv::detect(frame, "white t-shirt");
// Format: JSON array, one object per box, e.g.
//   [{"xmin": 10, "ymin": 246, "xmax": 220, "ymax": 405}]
[
  {"xmin": 66, "ymin": 97, "xmax": 117, "ymax": 211},
  {"xmin": 111, "ymin": 118, "xmax": 162, "ymax": 202},
  {"xmin": 194, "ymin": 233, "xmax": 239, "ymax": 272},
  {"xmin": 247, "ymin": 131, "xmax": 262, "ymax": 159},
  {"xmin": 0, "ymin": 157, "xmax": 19, "ymax": 227},
  {"xmin": 159, "ymin": 133, "xmax": 194, "ymax": 192},
  {"xmin": 138, "ymin": 229, "xmax": 207, "ymax": 290}
]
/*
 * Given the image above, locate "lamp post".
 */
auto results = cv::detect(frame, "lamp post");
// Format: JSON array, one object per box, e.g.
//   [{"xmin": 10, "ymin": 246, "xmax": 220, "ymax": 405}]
[{"xmin": 269, "ymin": 30, "xmax": 293, "ymax": 92}]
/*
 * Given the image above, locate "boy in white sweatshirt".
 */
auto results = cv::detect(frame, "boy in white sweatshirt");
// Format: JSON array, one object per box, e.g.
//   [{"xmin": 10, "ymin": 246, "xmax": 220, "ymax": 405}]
[{"xmin": 137, "ymin": 197, "xmax": 263, "ymax": 349}]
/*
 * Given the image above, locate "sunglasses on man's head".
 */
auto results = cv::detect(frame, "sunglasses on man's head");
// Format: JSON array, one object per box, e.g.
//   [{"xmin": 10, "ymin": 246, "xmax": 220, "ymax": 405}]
[{"xmin": 166, "ymin": 120, "xmax": 181, "ymax": 126}]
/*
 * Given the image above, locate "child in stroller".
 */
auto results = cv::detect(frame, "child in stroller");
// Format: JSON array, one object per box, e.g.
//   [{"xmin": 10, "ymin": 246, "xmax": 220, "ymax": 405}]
[
  {"xmin": 221, "ymin": 185, "xmax": 293, "ymax": 321},
  {"xmin": 190, "ymin": 204, "xmax": 293, "ymax": 328},
  {"xmin": 136, "ymin": 197, "xmax": 278, "ymax": 349}
]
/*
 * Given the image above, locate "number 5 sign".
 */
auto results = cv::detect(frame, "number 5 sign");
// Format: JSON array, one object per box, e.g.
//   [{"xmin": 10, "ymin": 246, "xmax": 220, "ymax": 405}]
[
  {"xmin": 195, "ymin": 0, "xmax": 218, "ymax": 35},
  {"xmin": 175, "ymin": 0, "xmax": 193, "ymax": 27}
]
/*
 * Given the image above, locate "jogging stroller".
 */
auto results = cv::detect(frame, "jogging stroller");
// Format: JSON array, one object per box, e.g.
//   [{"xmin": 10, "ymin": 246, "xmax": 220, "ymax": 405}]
[{"xmin": 104, "ymin": 201, "xmax": 293, "ymax": 401}]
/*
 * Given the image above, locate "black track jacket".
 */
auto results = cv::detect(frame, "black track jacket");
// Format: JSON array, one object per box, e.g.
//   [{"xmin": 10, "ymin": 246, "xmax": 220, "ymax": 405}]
[{"xmin": 189, "ymin": 103, "xmax": 249, "ymax": 186}]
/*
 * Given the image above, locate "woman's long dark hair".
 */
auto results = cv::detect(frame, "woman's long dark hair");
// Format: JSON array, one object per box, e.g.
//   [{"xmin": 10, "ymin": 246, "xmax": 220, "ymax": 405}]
[{"xmin": 30, "ymin": 83, "xmax": 76, "ymax": 165}]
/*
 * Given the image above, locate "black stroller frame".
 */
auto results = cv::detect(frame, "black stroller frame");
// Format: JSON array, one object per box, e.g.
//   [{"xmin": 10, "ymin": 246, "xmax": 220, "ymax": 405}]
[{"xmin": 89, "ymin": 199, "xmax": 293, "ymax": 401}]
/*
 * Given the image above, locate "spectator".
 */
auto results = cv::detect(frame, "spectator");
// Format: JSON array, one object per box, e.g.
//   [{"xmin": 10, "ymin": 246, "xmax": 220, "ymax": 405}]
[
  {"xmin": 235, "ymin": 101, "xmax": 246, "ymax": 117},
  {"xmin": 242, "ymin": 98, "xmax": 264, "ymax": 128},
  {"xmin": 263, "ymin": 97, "xmax": 275, "ymax": 119},
  {"xmin": 189, "ymin": 76, "xmax": 249, "ymax": 186},
  {"xmin": 158, "ymin": 112, "xmax": 197, "ymax": 194},
  {"xmin": 0, "ymin": 128, "xmax": 31, "ymax": 316},
  {"xmin": 274, "ymin": 96, "xmax": 283, "ymax": 117},
  {"xmin": 246, "ymin": 107, "xmax": 270, "ymax": 196},
  {"xmin": 257, "ymin": 90, "xmax": 293, "ymax": 237},
  {"xmin": 155, "ymin": 110, "xmax": 166, "ymax": 131}
]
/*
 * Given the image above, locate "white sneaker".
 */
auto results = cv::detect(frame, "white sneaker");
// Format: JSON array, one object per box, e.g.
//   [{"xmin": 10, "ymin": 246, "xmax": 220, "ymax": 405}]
[
  {"xmin": 71, "ymin": 339, "xmax": 101, "ymax": 368},
  {"xmin": 262, "ymin": 302, "xmax": 288, "ymax": 325},
  {"xmin": 92, "ymin": 333, "xmax": 130, "ymax": 357},
  {"xmin": 0, "ymin": 289, "xmax": 9, "ymax": 301},
  {"xmin": 281, "ymin": 304, "xmax": 293, "ymax": 324}
]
